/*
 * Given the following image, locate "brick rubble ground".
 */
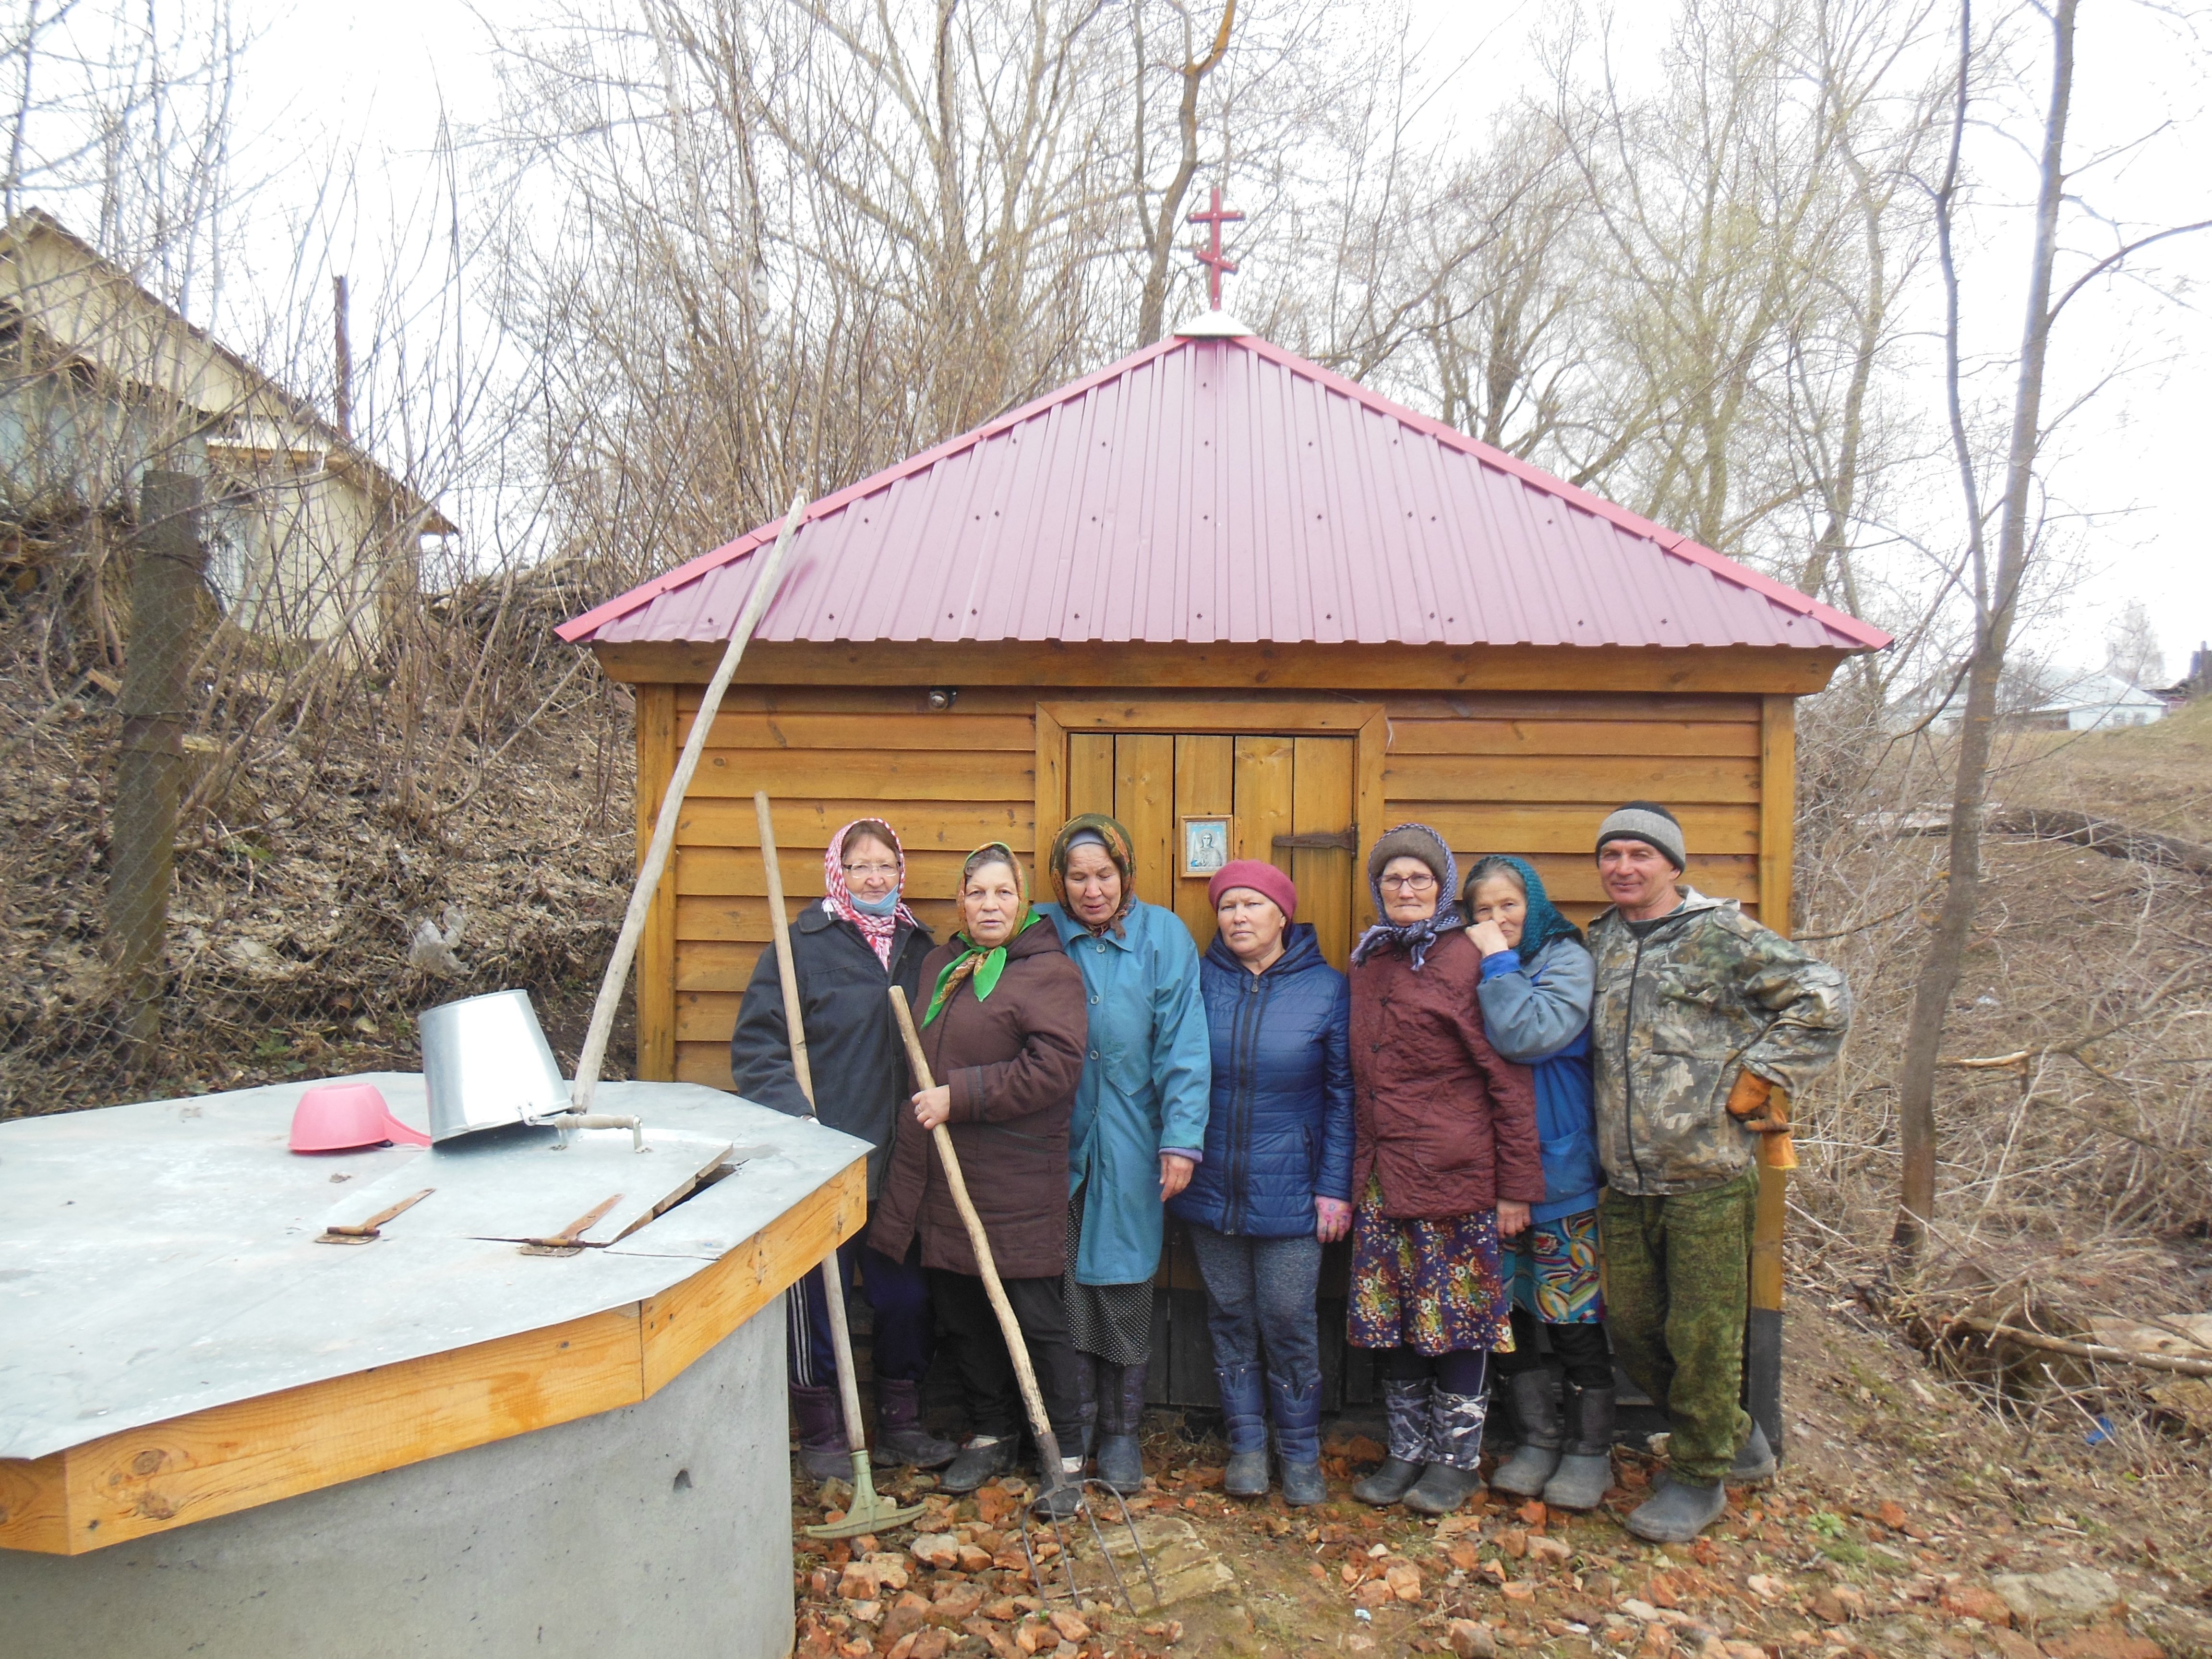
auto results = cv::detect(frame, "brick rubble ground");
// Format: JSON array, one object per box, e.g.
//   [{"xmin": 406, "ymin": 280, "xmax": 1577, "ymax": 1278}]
[{"xmin": 787, "ymin": 1303, "xmax": 2212, "ymax": 1659}]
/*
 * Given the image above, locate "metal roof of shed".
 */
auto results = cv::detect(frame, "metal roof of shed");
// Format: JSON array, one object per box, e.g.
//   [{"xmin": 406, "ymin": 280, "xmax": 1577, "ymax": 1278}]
[{"xmin": 558, "ymin": 328, "xmax": 1890, "ymax": 653}]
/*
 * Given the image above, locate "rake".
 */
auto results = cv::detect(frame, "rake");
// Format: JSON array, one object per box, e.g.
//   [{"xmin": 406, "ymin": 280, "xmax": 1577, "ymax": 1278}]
[{"xmin": 889, "ymin": 985, "xmax": 1160, "ymax": 1612}]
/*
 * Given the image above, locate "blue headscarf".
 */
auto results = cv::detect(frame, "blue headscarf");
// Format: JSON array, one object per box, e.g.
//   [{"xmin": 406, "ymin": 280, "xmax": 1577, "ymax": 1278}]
[
  {"xmin": 1351, "ymin": 823, "xmax": 1461, "ymax": 971},
  {"xmin": 1465, "ymin": 854, "xmax": 1582, "ymax": 958}
]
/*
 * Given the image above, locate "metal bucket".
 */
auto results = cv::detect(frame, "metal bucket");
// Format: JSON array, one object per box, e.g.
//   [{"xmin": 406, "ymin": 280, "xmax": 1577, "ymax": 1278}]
[{"xmin": 420, "ymin": 989, "xmax": 569, "ymax": 1143}]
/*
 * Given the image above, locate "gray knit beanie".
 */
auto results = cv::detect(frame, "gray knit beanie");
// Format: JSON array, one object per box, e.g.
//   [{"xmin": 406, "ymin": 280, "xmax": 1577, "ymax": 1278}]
[{"xmin": 1596, "ymin": 801, "xmax": 1686, "ymax": 871}]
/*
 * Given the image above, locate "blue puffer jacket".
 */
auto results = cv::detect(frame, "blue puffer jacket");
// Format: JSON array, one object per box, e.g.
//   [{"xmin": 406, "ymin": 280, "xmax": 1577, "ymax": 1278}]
[{"xmin": 1169, "ymin": 924, "xmax": 1354, "ymax": 1238}]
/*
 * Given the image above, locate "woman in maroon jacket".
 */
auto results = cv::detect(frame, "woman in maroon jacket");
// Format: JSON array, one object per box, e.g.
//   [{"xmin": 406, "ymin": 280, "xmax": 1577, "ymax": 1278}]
[
  {"xmin": 1345, "ymin": 824, "xmax": 1543, "ymax": 1515},
  {"xmin": 868, "ymin": 843, "xmax": 1091, "ymax": 1495}
]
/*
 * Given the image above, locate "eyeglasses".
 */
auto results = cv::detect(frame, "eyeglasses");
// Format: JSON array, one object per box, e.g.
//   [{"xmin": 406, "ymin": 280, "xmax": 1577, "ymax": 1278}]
[
  {"xmin": 843, "ymin": 862, "xmax": 899, "ymax": 878},
  {"xmin": 1380, "ymin": 873, "xmax": 1436, "ymax": 892}
]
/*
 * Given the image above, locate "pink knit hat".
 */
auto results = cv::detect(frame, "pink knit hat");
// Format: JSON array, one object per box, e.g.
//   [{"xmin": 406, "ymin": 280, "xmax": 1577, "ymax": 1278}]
[{"xmin": 1207, "ymin": 859, "xmax": 1298, "ymax": 922}]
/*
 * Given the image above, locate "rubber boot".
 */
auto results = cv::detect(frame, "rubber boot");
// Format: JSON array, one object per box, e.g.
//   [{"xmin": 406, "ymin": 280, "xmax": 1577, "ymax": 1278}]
[
  {"xmin": 1731, "ymin": 1420, "xmax": 1777, "ymax": 1483},
  {"xmin": 1351, "ymin": 1378, "xmax": 1432, "ymax": 1505},
  {"xmin": 941, "ymin": 1434, "xmax": 1018, "ymax": 1492},
  {"xmin": 1074, "ymin": 1350, "xmax": 1099, "ymax": 1461},
  {"xmin": 1541, "ymin": 1383, "xmax": 1615, "ymax": 1511},
  {"xmin": 1217, "ymin": 1363, "xmax": 1270, "ymax": 1497},
  {"xmin": 1268, "ymin": 1370, "xmax": 1326, "ymax": 1507},
  {"xmin": 872, "ymin": 1377, "xmax": 959, "ymax": 1469},
  {"xmin": 790, "ymin": 1382, "xmax": 851, "ymax": 1481},
  {"xmin": 1094, "ymin": 1361, "xmax": 1147, "ymax": 1493},
  {"xmin": 1489, "ymin": 1370, "xmax": 1563, "ymax": 1497},
  {"xmin": 1404, "ymin": 1387, "xmax": 1488, "ymax": 1514},
  {"xmin": 1624, "ymin": 1473, "xmax": 1727, "ymax": 1542}
]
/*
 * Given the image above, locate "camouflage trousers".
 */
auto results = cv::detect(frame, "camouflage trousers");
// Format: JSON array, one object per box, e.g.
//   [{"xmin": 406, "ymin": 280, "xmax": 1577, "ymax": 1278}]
[{"xmin": 1598, "ymin": 1165, "xmax": 1756, "ymax": 1486}]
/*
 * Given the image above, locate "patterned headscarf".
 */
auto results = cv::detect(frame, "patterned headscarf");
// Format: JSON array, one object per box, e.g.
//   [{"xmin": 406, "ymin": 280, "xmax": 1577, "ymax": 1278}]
[
  {"xmin": 822, "ymin": 818, "xmax": 920, "ymax": 970},
  {"xmin": 1351, "ymin": 822, "xmax": 1462, "ymax": 970},
  {"xmin": 923, "ymin": 843, "xmax": 1035, "ymax": 1025},
  {"xmin": 1048, "ymin": 814, "xmax": 1137, "ymax": 938},
  {"xmin": 1464, "ymin": 854, "xmax": 1582, "ymax": 957}
]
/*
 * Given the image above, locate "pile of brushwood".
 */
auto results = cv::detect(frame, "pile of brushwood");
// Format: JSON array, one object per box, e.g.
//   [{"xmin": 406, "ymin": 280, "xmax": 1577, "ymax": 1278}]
[{"xmin": 0, "ymin": 543, "xmax": 639, "ymax": 1116}]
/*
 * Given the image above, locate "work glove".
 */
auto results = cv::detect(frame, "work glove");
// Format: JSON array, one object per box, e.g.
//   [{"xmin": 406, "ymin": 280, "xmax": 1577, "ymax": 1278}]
[{"xmin": 1725, "ymin": 1069, "xmax": 1791, "ymax": 1135}]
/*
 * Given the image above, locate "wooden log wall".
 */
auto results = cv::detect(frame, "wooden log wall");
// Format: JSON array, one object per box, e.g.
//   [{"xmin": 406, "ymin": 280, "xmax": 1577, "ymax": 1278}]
[{"xmin": 636, "ymin": 683, "xmax": 1789, "ymax": 1089}]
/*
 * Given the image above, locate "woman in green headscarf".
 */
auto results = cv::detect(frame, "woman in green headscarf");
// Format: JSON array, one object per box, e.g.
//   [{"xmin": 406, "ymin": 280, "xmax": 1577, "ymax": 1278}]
[
  {"xmin": 1036, "ymin": 815, "xmax": 1212, "ymax": 1492},
  {"xmin": 868, "ymin": 844, "xmax": 1092, "ymax": 1493}
]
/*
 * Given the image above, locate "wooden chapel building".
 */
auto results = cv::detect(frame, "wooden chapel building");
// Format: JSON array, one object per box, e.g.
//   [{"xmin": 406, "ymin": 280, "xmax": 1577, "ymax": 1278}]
[{"xmin": 557, "ymin": 310, "xmax": 1889, "ymax": 1406}]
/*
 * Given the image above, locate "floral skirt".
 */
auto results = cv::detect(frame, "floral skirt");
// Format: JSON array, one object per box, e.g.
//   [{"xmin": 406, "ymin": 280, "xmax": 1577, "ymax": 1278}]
[
  {"xmin": 1502, "ymin": 1207, "xmax": 1606, "ymax": 1324},
  {"xmin": 1348, "ymin": 1188, "xmax": 1513, "ymax": 1356}
]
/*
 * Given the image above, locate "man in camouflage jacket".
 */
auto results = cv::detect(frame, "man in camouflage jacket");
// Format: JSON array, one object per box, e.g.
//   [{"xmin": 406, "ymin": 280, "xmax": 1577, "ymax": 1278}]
[{"xmin": 1586, "ymin": 802, "xmax": 1849, "ymax": 1542}]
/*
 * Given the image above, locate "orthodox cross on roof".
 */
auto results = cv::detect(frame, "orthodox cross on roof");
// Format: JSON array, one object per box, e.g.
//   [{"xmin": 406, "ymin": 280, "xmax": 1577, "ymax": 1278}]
[{"xmin": 1188, "ymin": 186, "xmax": 1244, "ymax": 310}]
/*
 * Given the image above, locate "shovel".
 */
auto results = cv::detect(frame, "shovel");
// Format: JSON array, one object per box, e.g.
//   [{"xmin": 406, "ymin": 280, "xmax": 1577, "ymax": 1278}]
[
  {"xmin": 889, "ymin": 985, "xmax": 1160, "ymax": 1611},
  {"xmin": 754, "ymin": 792, "xmax": 927, "ymax": 1542}
]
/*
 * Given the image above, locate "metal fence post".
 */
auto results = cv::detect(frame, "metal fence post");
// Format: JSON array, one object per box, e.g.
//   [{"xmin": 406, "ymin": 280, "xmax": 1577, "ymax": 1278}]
[{"xmin": 107, "ymin": 470, "xmax": 206, "ymax": 1066}]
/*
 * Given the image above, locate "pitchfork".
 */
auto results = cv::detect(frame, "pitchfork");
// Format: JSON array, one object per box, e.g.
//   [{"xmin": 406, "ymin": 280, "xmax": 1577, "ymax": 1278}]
[{"xmin": 888, "ymin": 986, "xmax": 1161, "ymax": 1613}]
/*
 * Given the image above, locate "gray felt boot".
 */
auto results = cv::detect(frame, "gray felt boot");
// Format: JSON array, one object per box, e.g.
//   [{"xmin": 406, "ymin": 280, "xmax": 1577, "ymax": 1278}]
[
  {"xmin": 1731, "ymin": 1421, "xmax": 1777, "ymax": 1484},
  {"xmin": 1625, "ymin": 1474, "xmax": 1727, "ymax": 1542},
  {"xmin": 873, "ymin": 1377, "xmax": 959, "ymax": 1469},
  {"xmin": 1541, "ymin": 1383, "xmax": 1615, "ymax": 1511},
  {"xmin": 1489, "ymin": 1370, "xmax": 1563, "ymax": 1497},
  {"xmin": 1351, "ymin": 1378, "xmax": 1432, "ymax": 1505}
]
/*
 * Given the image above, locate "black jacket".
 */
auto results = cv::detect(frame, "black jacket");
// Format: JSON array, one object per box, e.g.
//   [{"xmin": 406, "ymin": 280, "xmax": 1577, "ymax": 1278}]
[{"xmin": 728, "ymin": 904, "xmax": 935, "ymax": 1199}]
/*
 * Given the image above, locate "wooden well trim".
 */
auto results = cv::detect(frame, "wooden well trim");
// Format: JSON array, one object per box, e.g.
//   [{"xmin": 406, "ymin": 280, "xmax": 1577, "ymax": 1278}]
[{"xmin": 0, "ymin": 1158, "xmax": 863, "ymax": 1557}]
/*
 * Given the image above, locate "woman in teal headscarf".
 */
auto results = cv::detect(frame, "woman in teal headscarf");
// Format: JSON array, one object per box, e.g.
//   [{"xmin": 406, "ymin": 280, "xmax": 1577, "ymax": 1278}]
[
  {"xmin": 1036, "ymin": 814, "xmax": 1212, "ymax": 1493},
  {"xmin": 1461, "ymin": 854, "xmax": 1611, "ymax": 1513}
]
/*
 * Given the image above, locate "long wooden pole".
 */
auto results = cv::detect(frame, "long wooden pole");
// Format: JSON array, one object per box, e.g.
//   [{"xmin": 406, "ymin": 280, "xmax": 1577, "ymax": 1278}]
[
  {"xmin": 570, "ymin": 493, "xmax": 805, "ymax": 1112},
  {"xmin": 757, "ymin": 791, "xmax": 866, "ymax": 1455},
  {"xmin": 889, "ymin": 986, "xmax": 1065, "ymax": 1477}
]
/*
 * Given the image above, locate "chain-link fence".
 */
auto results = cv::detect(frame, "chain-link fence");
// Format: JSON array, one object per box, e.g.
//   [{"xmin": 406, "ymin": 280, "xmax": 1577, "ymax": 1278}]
[{"xmin": 1, "ymin": 472, "xmax": 638, "ymax": 1120}]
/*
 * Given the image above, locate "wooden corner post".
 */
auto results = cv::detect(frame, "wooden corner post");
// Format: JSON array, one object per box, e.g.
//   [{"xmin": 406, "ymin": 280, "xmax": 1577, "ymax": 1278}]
[
  {"xmin": 1748, "ymin": 693, "xmax": 1798, "ymax": 1464},
  {"xmin": 634, "ymin": 684, "xmax": 678, "ymax": 1081}
]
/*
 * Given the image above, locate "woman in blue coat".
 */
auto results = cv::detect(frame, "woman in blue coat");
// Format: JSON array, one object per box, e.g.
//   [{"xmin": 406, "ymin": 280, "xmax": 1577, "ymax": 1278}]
[
  {"xmin": 1462, "ymin": 854, "xmax": 1613, "ymax": 1512},
  {"xmin": 1036, "ymin": 815, "xmax": 1212, "ymax": 1493},
  {"xmin": 1169, "ymin": 860, "xmax": 1352, "ymax": 1507}
]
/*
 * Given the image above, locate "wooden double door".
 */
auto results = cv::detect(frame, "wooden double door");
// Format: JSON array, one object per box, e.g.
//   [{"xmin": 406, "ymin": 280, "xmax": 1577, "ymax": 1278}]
[
  {"xmin": 1062, "ymin": 730, "xmax": 1367, "ymax": 1409},
  {"xmin": 1062, "ymin": 732, "xmax": 1358, "ymax": 969}
]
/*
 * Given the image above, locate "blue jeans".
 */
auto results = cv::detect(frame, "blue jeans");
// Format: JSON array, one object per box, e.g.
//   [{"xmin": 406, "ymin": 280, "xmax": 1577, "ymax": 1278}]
[
  {"xmin": 786, "ymin": 1236, "xmax": 934, "ymax": 1387},
  {"xmin": 1185, "ymin": 1224, "xmax": 1322, "ymax": 1389}
]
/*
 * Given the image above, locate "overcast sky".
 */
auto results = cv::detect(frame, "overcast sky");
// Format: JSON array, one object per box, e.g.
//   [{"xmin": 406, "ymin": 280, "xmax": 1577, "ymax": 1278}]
[{"xmin": 239, "ymin": 0, "xmax": 2212, "ymax": 679}]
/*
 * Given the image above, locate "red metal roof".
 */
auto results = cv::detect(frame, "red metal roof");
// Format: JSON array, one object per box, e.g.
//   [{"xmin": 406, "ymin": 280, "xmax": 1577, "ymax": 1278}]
[{"xmin": 557, "ymin": 330, "xmax": 1891, "ymax": 653}]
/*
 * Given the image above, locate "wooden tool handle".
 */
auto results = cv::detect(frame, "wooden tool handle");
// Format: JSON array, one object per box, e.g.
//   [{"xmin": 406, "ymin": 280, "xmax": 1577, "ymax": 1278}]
[
  {"xmin": 757, "ymin": 792, "xmax": 865, "ymax": 1455},
  {"xmin": 569, "ymin": 490, "xmax": 805, "ymax": 1113},
  {"xmin": 327, "ymin": 1187, "xmax": 434, "ymax": 1237},
  {"xmin": 889, "ymin": 986, "xmax": 1064, "ymax": 1474},
  {"xmin": 755, "ymin": 791, "xmax": 817, "ymax": 1107}
]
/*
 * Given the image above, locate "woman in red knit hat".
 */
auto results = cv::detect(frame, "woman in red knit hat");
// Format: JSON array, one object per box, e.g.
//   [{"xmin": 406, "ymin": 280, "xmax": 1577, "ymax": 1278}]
[{"xmin": 1168, "ymin": 859, "xmax": 1353, "ymax": 1507}]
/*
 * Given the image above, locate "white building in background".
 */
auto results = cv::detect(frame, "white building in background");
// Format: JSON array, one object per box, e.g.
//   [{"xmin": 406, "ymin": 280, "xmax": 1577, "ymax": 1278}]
[
  {"xmin": 2027, "ymin": 672, "xmax": 2166, "ymax": 732},
  {"xmin": 0, "ymin": 210, "xmax": 452, "ymax": 645}
]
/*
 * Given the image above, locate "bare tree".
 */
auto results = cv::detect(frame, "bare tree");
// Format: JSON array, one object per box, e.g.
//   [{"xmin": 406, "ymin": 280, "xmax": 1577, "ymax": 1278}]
[
  {"xmin": 1130, "ymin": 1, "xmax": 1237, "ymax": 347},
  {"xmin": 1889, "ymin": 0, "xmax": 2212, "ymax": 1267}
]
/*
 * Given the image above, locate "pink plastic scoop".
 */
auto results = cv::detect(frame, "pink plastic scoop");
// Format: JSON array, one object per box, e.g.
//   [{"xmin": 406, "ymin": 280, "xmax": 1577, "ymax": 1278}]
[{"xmin": 289, "ymin": 1083, "xmax": 433, "ymax": 1153}]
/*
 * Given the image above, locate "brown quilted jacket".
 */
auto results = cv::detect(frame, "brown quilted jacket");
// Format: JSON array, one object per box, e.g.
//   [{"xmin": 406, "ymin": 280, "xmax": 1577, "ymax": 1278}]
[
  {"xmin": 1348, "ymin": 929, "xmax": 1543, "ymax": 1220},
  {"xmin": 867, "ymin": 917, "xmax": 1088, "ymax": 1277}
]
